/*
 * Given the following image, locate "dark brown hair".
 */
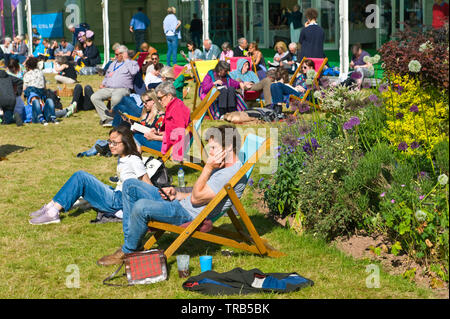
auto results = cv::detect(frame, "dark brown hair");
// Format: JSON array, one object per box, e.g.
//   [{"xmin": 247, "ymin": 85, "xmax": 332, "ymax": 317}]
[
  {"xmin": 25, "ymin": 56, "xmax": 39, "ymax": 71},
  {"xmin": 303, "ymin": 59, "xmax": 316, "ymax": 69},
  {"xmin": 109, "ymin": 126, "xmax": 141, "ymax": 159},
  {"xmin": 214, "ymin": 60, "xmax": 230, "ymax": 74},
  {"xmin": 204, "ymin": 125, "xmax": 241, "ymax": 155},
  {"xmin": 305, "ymin": 8, "xmax": 318, "ymax": 21}
]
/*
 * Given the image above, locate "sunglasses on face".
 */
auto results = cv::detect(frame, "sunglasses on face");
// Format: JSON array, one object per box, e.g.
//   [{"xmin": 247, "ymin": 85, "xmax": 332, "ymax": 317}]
[
  {"xmin": 107, "ymin": 139, "xmax": 123, "ymax": 147},
  {"xmin": 157, "ymin": 94, "xmax": 167, "ymax": 102}
]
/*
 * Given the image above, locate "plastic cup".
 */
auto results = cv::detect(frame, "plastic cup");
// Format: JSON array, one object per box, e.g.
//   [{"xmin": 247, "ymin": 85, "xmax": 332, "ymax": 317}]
[
  {"xmin": 199, "ymin": 255, "xmax": 213, "ymax": 272},
  {"xmin": 176, "ymin": 255, "xmax": 190, "ymax": 278}
]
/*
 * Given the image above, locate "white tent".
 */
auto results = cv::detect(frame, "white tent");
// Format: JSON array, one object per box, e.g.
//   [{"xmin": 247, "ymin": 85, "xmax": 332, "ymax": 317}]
[
  {"xmin": 339, "ymin": 0, "xmax": 349, "ymax": 82},
  {"xmin": 25, "ymin": 0, "xmax": 110, "ymax": 66},
  {"xmin": 102, "ymin": 0, "xmax": 110, "ymax": 66}
]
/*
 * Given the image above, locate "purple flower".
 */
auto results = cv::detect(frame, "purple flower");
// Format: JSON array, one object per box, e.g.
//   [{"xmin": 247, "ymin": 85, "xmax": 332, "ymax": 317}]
[
  {"xmin": 398, "ymin": 142, "xmax": 408, "ymax": 151},
  {"xmin": 410, "ymin": 141, "xmax": 420, "ymax": 149},
  {"xmin": 282, "ymin": 134, "xmax": 299, "ymax": 148},
  {"xmin": 259, "ymin": 177, "xmax": 264, "ymax": 183},
  {"xmin": 379, "ymin": 84, "xmax": 388, "ymax": 93},
  {"xmin": 302, "ymin": 138, "xmax": 320, "ymax": 155},
  {"xmin": 396, "ymin": 112, "xmax": 404, "ymax": 120},
  {"xmin": 409, "ymin": 104, "xmax": 419, "ymax": 113},
  {"xmin": 297, "ymin": 102, "xmax": 310, "ymax": 114},
  {"xmin": 343, "ymin": 121, "xmax": 353, "ymax": 130},
  {"xmin": 374, "ymin": 99, "xmax": 382, "ymax": 107},
  {"xmin": 248, "ymin": 178, "xmax": 254, "ymax": 186},
  {"xmin": 418, "ymin": 171, "xmax": 429, "ymax": 180},
  {"xmin": 350, "ymin": 71, "xmax": 362, "ymax": 80},
  {"xmin": 396, "ymin": 85, "xmax": 404, "ymax": 95},
  {"xmin": 362, "ymin": 82, "xmax": 371, "ymax": 89},
  {"xmin": 369, "ymin": 94, "xmax": 379, "ymax": 102},
  {"xmin": 286, "ymin": 115, "xmax": 297, "ymax": 126},
  {"xmin": 349, "ymin": 116, "xmax": 361, "ymax": 126},
  {"xmin": 343, "ymin": 117, "xmax": 361, "ymax": 130}
]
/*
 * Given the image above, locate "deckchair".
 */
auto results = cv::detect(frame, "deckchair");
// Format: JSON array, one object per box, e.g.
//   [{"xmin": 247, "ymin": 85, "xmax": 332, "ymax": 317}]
[
  {"xmin": 143, "ymin": 134, "xmax": 285, "ymax": 259},
  {"xmin": 140, "ymin": 88, "xmax": 220, "ymax": 171},
  {"xmin": 132, "ymin": 52, "xmax": 150, "ymax": 69},
  {"xmin": 190, "ymin": 59, "xmax": 219, "ymax": 110},
  {"xmin": 288, "ymin": 57, "xmax": 328, "ymax": 116},
  {"xmin": 226, "ymin": 57, "xmax": 264, "ymax": 108}
]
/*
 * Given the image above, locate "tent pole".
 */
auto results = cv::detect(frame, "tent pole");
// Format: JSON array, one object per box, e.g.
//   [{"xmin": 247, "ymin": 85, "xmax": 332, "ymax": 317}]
[{"xmin": 25, "ymin": 0, "xmax": 32, "ymax": 54}]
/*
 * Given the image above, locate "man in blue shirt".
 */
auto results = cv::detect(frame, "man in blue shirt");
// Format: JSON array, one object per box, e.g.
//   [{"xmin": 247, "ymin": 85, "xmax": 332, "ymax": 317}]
[
  {"xmin": 129, "ymin": 7, "xmax": 150, "ymax": 52},
  {"xmin": 201, "ymin": 39, "xmax": 221, "ymax": 60}
]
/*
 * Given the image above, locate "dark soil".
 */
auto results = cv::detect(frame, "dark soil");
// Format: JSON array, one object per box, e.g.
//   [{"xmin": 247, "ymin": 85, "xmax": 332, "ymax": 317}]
[{"xmin": 252, "ymin": 190, "xmax": 449, "ymax": 299}]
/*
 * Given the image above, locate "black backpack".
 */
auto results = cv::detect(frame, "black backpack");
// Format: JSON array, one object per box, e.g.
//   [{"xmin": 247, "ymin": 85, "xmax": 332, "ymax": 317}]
[
  {"xmin": 245, "ymin": 108, "xmax": 277, "ymax": 122},
  {"xmin": 43, "ymin": 89, "xmax": 63, "ymax": 109}
]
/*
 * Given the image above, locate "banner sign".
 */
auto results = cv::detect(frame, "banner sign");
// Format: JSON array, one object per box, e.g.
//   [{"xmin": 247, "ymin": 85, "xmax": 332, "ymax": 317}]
[{"xmin": 32, "ymin": 12, "xmax": 64, "ymax": 38}]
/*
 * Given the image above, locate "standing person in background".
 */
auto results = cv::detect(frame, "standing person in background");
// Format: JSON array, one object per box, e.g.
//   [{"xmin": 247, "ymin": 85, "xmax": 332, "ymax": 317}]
[
  {"xmin": 163, "ymin": 7, "xmax": 181, "ymax": 67},
  {"xmin": 298, "ymin": 8, "xmax": 326, "ymax": 61},
  {"xmin": 129, "ymin": 7, "xmax": 151, "ymax": 52},
  {"xmin": 286, "ymin": 4, "xmax": 303, "ymax": 45},
  {"xmin": 189, "ymin": 13, "xmax": 203, "ymax": 49}
]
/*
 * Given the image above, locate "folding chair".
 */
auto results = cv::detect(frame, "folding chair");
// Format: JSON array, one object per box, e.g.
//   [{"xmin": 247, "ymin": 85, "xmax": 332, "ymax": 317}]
[
  {"xmin": 288, "ymin": 57, "xmax": 328, "ymax": 116},
  {"xmin": 143, "ymin": 134, "xmax": 286, "ymax": 259},
  {"xmin": 190, "ymin": 59, "xmax": 219, "ymax": 110},
  {"xmin": 140, "ymin": 88, "xmax": 220, "ymax": 171},
  {"xmin": 226, "ymin": 57, "xmax": 264, "ymax": 108}
]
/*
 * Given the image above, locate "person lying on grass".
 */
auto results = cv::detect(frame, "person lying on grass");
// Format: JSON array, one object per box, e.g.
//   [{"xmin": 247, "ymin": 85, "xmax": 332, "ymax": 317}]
[
  {"xmin": 97, "ymin": 124, "xmax": 248, "ymax": 266},
  {"xmin": 29, "ymin": 126, "xmax": 151, "ymax": 225}
]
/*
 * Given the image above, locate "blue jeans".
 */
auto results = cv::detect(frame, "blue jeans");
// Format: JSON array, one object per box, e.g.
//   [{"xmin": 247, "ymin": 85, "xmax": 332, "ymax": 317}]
[
  {"xmin": 53, "ymin": 170, "xmax": 122, "ymax": 215},
  {"xmin": 166, "ymin": 35, "xmax": 178, "ymax": 66},
  {"xmin": 121, "ymin": 179, "xmax": 194, "ymax": 253},
  {"xmin": 133, "ymin": 133, "xmax": 163, "ymax": 151},
  {"xmin": 112, "ymin": 96, "xmax": 143, "ymax": 127},
  {"xmin": 31, "ymin": 98, "xmax": 56, "ymax": 123},
  {"xmin": 270, "ymin": 82, "xmax": 302, "ymax": 105}
]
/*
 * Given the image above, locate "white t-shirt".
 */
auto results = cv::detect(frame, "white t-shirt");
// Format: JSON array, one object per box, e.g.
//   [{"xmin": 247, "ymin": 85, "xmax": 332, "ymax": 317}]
[
  {"xmin": 115, "ymin": 155, "xmax": 147, "ymax": 192},
  {"xmin": 144, "ymin": 71, "xmax": 162, "ymax": 87}
]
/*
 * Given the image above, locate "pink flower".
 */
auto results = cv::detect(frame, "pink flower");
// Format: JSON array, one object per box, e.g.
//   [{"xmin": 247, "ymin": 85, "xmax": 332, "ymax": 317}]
[
  {"xmin": 380, "ymin": 192, "xmax": 386, "ymax": 197},
  {"xmin": 401, "ymin": 184, "xmax": 405, "ymax": 187},
  {"xmin": 391, "ymin": 199, "xmax": 395, "ymax": 203},
  {"xmin": 419, "ymin": 195, "xmax": 425, "ymax": 200}
]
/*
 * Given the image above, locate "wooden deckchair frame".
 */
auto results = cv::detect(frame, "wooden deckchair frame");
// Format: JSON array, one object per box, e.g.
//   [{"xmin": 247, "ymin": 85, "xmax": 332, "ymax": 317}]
[
  {"xmin": 190, "ymin": 59, "xmax": 219, "ymax": 110},
  {"xmin": 288, "ymin": 57, "xmax": 328, "ymax": 116},
  {"xmin": 139, "ymin": 88, "xmax": 220, "ymax": 171},
  {"xmin": 143, "ymin": 136, "xmax": 285, "ymax": 259}
]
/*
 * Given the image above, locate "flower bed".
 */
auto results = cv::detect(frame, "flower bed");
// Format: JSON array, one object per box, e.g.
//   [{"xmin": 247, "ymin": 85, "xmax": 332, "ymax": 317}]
[{"xmin": 258, "ymin": 25, "xmax": 449, "ymax": 285}]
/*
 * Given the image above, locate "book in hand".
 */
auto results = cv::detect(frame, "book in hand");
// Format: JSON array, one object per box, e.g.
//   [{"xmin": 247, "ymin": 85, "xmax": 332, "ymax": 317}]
[{"xmin": 130, "ymin": 122, "xmax": 151, "ymax": 134}]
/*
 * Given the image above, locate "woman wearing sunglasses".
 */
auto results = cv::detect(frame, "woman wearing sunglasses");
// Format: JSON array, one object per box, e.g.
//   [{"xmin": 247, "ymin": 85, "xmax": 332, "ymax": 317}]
[
  {"xmin": 29, "ymin": 126, "xmax": 151, "ymax": 225},
  {"xmin": 269, "ymin": 59, "xmax": 316, "ymax": 115}
]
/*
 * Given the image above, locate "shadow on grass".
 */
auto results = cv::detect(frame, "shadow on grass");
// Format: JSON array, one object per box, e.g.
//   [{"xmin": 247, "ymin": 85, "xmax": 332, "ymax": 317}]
[
  {"xmin": 143, "ymin": 212, "xmax": 279, "ymax": 260},
  {"xmin": 0, "ymin": 144, "xmax": 32, "ymax": 158}
]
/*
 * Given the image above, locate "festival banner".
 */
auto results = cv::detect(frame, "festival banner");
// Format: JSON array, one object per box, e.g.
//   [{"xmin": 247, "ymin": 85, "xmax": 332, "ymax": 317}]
[{"xmin": 32, "ymin": 12, "xmax": 64, "ymax": 38}]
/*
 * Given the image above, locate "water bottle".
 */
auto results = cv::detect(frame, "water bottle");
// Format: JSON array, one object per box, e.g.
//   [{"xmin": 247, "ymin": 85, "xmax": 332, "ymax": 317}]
[{"xmin": 177, "ymin": 167, "xmax": 185, "ymax": 188}]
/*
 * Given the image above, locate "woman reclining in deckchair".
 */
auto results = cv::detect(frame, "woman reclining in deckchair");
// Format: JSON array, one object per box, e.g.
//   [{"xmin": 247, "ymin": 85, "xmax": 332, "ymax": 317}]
[
  {"xmin": 97, "ymin": 125, "xmax": 248, "ymax": 266},
  {"xmin": 29, "ymin": 126, "xmax": 152, "ymax": 225},
  {"xmin": 269, "ymin": 58, "xmax": 315, "ymax": 115}
]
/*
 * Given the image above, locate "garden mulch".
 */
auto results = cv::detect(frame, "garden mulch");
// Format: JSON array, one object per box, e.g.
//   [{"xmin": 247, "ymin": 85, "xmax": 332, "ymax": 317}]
[{"xmin": 252, "ymin": 189, "xmax": 449, "ymax": 299}]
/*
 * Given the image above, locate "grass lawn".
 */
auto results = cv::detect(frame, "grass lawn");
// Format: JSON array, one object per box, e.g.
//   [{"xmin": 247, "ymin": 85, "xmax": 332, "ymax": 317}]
[{"xmin": 0, "ymin": 73, "xmax": 438, "ymax": 299}]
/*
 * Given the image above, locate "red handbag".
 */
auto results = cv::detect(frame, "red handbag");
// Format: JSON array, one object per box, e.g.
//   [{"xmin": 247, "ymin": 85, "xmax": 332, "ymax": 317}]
[{"xmin": 103, "ymin": 249, "xmax": 168, "ymax": 286}]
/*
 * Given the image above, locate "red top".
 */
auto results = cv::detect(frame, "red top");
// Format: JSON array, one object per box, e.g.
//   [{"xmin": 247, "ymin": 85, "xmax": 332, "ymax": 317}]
[
  {"xmin": 161, "ymin": 97, "xmax": 190, "ymax": 161},
  {"xmin": 433, "ymin": 2, "xmax": 449, "ymax": 29}
]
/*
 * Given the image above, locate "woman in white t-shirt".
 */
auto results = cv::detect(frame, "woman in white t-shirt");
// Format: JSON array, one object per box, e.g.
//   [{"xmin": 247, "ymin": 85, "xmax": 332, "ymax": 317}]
[
  {"xmin": 29, "ymin": 126, "xmax": 151, "ymax": 225},
  {"xmin": 144, "ymin": 62, "xmax": 163, "ymax": 89}
]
